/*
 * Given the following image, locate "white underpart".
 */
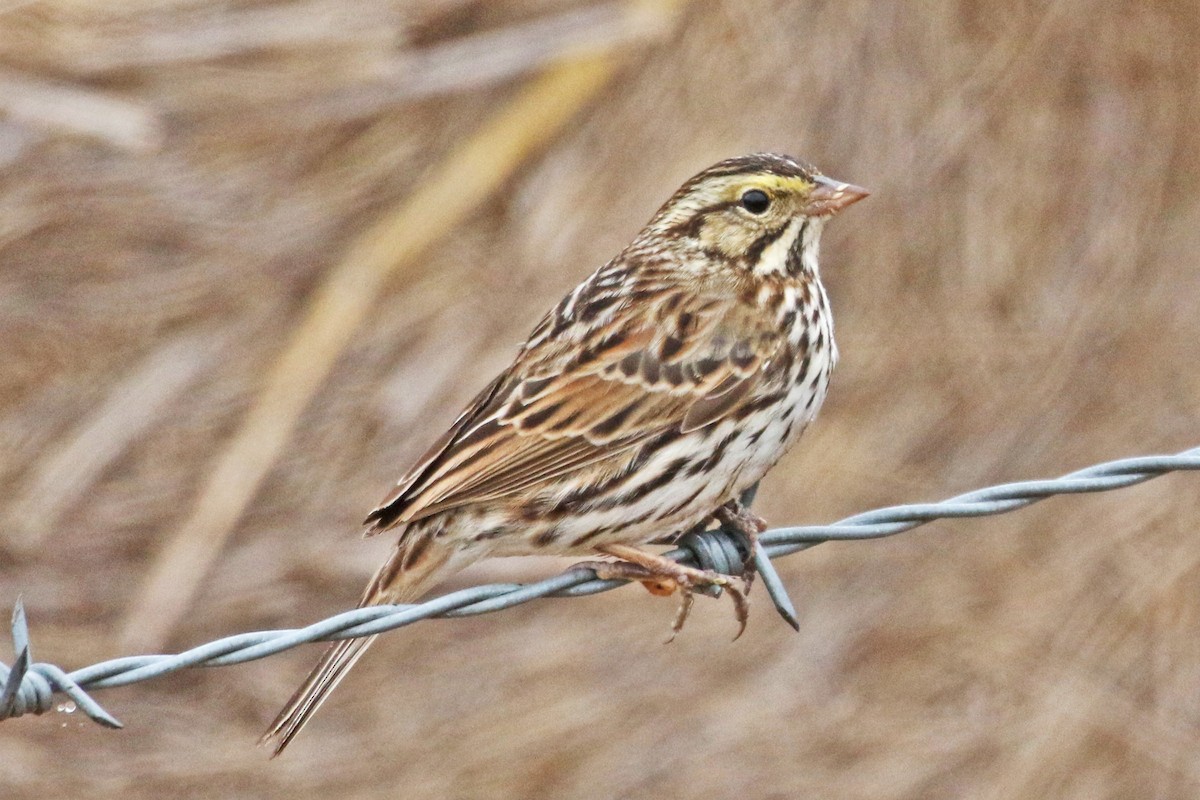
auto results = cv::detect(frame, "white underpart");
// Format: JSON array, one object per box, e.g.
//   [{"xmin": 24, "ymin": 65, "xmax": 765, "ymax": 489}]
[
  {"xmin": 514, "ymin": 265, "xmax": 835, "ymax": 555},
  {"xmin": 537, "ymin": 218, "xmax": 837, "ymax": 552},
  {"xmin": 460, "ymin": 214, "xmax": 838, "ymax": 558}
]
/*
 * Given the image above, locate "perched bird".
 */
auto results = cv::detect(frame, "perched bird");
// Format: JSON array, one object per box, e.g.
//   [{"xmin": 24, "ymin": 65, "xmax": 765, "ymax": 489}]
[{"xmin": 262, "ymin": 153, "xmax": 867, "ymax": 755}]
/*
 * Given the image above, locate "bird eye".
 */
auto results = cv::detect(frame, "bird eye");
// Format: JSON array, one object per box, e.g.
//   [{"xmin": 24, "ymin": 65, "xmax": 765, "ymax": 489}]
[{"xmin": 740, "ymin": 189, "xmax": 770, "ymax": 214}]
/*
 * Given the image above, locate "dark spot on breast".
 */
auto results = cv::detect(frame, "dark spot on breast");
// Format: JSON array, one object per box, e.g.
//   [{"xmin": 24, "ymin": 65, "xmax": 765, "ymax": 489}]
[
  {"xmin": 617, "ymin": 456, "xmax": 692, "ymax": 504},
  {"xmin": 570, "ymin": 527, "xmax": 612, "ymax": 547},
  {"xmin": 621, "ymin": 509, "xmax": 657, "ymax": 527},
  {"xmin": 619, "ymin": 351, "xmax": 641, "ymax": 377},
  {"xmin": 687, "ymin": 431, "xmax": 738, "ymax": 476},
  {"xmin": 797, "ymin": 354, "xmax": 812, "ymax": 383},
  {"xmin": 736, "ymin": 390, "xmax": 788, "ymax": 417}
]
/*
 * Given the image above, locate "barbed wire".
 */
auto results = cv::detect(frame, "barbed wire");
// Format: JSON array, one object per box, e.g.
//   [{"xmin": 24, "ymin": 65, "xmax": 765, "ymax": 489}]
[{"xmin": 2, "ymin": 445, "xmax": 1198, "ymax": 730}]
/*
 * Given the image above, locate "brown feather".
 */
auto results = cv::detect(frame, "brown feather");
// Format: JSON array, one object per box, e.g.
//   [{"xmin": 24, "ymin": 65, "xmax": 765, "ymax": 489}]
[
  {"xmin": 365, "ymin": 372, "xmax": 511, "ymax": 533},
  {"xmin": 365, "ymin": 285, "xmax": 782, "ymax": 530},
  {"xmin": 264, "ymin": 153, "xmax": 862, "ymax": 755},
  {"xmin": 260, "ymin": 529, "xmax": 456, "ymax": 756}
]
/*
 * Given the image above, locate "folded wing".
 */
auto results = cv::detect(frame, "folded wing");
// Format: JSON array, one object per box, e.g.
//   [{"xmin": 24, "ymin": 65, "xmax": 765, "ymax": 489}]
[{"xmin": 364, "ymin": 284, "xmax": 782, "ymax": 533}]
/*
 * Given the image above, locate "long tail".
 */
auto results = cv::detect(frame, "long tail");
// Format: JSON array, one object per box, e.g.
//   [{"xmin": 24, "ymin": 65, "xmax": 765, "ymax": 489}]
[{"xmin": 260, "ymin": 533, "xmax": 457, "ymax": 756}]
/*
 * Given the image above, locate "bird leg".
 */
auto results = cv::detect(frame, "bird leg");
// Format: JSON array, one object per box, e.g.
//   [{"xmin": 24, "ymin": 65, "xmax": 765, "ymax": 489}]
[
  {"xmin": 714, "ymin": 498, "xmax": 768, "ymax": 587},
  {"xmin": 582, "ymin": 543, "xmax": 749, "ymax": 641}
]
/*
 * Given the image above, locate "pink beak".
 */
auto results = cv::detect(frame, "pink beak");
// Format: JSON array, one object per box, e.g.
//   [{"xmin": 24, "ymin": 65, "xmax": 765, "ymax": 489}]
[{"xmin": 805, "ymin": 175, "xmax": 869, "ymax": 216}]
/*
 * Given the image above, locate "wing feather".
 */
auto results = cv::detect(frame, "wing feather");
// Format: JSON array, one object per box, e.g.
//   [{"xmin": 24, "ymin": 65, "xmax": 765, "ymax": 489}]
[{"xmin": 365, "ymin": 282, "xmax": 784, "ymax": 532}]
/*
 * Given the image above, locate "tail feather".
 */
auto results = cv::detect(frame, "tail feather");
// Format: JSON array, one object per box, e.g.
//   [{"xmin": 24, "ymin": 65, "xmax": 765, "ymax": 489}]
[
  {"xmin": 260, "ymin": 635, "xmax": 377, "ymax": 756},
  {"xmin": 260, "ymin": 532, "xmax": 457, "ymax": 756}
]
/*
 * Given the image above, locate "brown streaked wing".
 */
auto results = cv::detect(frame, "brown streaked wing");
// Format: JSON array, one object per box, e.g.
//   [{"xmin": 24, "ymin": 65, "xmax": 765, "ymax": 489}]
[
  {"xmin": 364, "ymin": 371, "xmax": 512, "ymax": 533},
  {"xmin": 366, "ymin": 287, "xmax": 783, "ymax": 530}
]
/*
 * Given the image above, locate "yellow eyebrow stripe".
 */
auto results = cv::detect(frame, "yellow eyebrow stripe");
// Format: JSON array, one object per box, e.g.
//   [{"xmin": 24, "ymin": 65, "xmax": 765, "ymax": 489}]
[
  {"xmin": 746, "ymin": 174, "xmax": 814, "ymax": 193},
  {"xmin": 715, "ymin": 173, "xmax": 813, "ymax": 202}
]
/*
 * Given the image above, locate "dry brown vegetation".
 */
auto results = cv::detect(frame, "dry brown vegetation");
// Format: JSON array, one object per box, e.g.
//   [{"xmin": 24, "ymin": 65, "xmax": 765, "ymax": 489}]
[{"xmin": 2, "ymin": 0, "xmax": 1199, "ymax": 797}]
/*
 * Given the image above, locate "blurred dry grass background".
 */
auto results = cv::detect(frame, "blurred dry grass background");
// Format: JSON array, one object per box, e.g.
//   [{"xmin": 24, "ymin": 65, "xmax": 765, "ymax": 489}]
[{"xmin": 1, "ymin": 0, "xmax": 1199, "ymax": 797}]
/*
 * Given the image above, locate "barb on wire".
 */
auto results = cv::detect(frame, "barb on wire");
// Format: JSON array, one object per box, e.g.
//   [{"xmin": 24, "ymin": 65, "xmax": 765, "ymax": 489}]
[{"xmin": 2, "ymin": 445, "xmax": 1197, "ymax": 730}]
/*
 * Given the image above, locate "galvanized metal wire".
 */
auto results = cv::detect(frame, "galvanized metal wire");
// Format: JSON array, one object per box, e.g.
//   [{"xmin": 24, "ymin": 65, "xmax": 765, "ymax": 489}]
[{"xmin": 2, "ymin": 445, "xmax": 1197, "ymax": 730}]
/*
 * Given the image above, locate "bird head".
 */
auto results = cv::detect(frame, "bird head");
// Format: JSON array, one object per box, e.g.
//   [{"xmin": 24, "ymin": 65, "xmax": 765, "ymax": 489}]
[{"xmin": 643, "ymin": 153, "xmax": 868, "ymax": 277}]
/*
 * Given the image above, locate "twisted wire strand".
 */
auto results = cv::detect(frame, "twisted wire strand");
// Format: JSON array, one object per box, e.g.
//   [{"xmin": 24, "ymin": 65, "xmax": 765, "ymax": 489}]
[{"xmin": 2, "ymin": 446, "xmax": 1197, "ymax": 729}]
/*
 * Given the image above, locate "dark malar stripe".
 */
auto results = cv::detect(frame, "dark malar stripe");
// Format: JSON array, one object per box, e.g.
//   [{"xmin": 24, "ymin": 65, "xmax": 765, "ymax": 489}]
[
  {"xmin": 743, "ymin": 223, "xmax": 790, "ymax": 267},
  {"xmin": 786, "ymin": 220, "xmax": 811, "ymax": 276}
]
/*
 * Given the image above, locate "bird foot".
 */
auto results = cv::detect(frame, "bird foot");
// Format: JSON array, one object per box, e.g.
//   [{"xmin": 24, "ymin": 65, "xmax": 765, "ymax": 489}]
[
  {"xmin": 715, "ymin": 498, "xmax": 768, "ymax": 587},
  {"xmin": 582, "ymin": 543, "xmax": 749, "ymax": 641}
]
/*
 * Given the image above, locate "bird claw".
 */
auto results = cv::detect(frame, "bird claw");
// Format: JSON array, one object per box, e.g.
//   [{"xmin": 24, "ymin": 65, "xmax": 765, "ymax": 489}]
[
  {"xmin": 581, "ymin": 552, "xmax": 749, "ymax": 642},
  {"xmin": 715, "ymin": 499, "xmax": 769, "ymax": 588},
  {"xmin": 662, "ymin": 567, "xmax": 749, "ymax": 643}
]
